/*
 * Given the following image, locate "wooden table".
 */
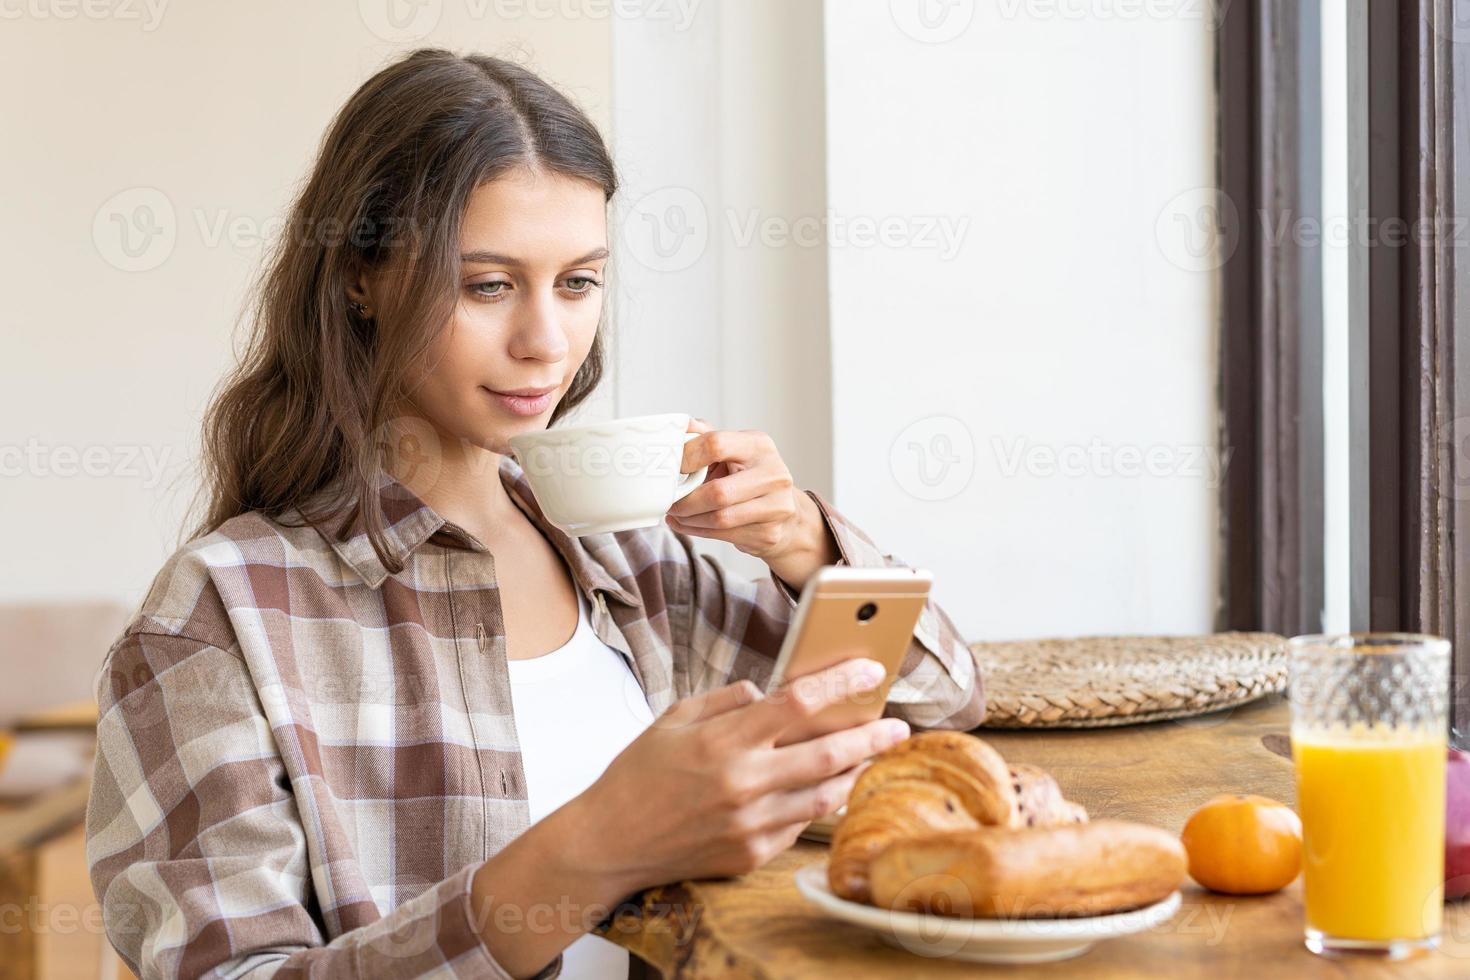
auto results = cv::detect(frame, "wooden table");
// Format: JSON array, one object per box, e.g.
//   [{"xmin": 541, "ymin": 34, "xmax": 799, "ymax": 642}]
[
  {"xmin": 1, "ymin": 702, "xmax": 104, "ymax": 980},
  {"xmin": 0, "ymin": 778, "xmax": 95, "ymax": 980},
  {"xmin": 597, "ymin": 696, "xmax": 1470, "ymax": 977}
]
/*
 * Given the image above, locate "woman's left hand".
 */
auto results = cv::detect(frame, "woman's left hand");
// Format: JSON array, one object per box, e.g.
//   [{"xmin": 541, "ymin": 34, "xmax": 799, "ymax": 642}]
[{"xmin": 668, "ymin": 418, "xmax": 839, "ymax": 577}]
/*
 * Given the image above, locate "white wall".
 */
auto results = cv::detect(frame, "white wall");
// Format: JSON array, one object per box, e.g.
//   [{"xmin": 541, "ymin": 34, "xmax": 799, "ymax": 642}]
[
  {"xmin": 5, "ymin": 1, "xmax": 1223, "ymax": 643},
  {"xmin": 607, "ymin": 0, "xmax": 832, "ymax": 491},
  {"xmin": 0, "ymin": 2, "xmax": 612, "ymax": 606},
  {"xmin": 1320, "ymin": 0, "xmax": 1366, "ymax": 634},
  {"xmin": 822, "ymin": 2, "xmax": 1221, "ymax": 640},
  {"xmin": 609, "ymin": 0, "xmax": 832, "ymax": 581}
]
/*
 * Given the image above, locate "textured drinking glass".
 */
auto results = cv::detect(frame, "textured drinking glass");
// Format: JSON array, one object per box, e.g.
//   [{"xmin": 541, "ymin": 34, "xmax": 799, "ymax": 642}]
[{"xmin": 1288, "ymin": 633, "xmax": 1450, "ymax": 959}]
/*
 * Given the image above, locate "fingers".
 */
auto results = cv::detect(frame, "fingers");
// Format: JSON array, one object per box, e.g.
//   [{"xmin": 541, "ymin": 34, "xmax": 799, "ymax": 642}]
[
  {"xmin": 724, "ymin": 657, "xmax": 889, "ymax": 745},
  {"xmin": 724, "ymin": 821, "xmax": 811, "ymax": 878},
  {"xmin": 669, "ymin": 497, "xmax": 786, "ymax": 532},
  {"xmin": 753, "ymin": 767, "xmax": 865, "ymax": 835},
  {"xmin": 681, "ymin": 428, "xmax": 773, "ymax": 476},
  {"xmin": 652, "ymin": 678, "xmax": 764, "ymax": 732},
  {"xmin": 667, "ymin": 466, "xmax": 787, "ymax": 522},
  {"xmin": 730, "ymin": 720, "xmax": 909, "ymax": 849},
  {"xmin": 761, "ymin": 716, "xmax": 910, "ymax": 795}
]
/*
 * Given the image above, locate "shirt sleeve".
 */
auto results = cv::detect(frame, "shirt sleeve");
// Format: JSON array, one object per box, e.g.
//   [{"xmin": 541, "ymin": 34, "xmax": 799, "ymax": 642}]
[
  {"xmin": 667, "ymin": 488, "xmax": 985, "ymax": 730},
  {"xmin": 85, "ymin": 630, "xmax": 561, "ymax": 980}
]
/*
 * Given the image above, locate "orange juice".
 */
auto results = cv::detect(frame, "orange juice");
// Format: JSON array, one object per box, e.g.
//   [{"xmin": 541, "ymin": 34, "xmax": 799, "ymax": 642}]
[{"xmin": 1292, "ymin": 725, "xmax": 1446, "ymax": 943}]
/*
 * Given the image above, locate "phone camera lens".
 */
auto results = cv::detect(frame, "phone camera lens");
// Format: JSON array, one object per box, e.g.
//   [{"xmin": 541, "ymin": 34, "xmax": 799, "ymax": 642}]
[{"xmin": 856, "ymin": 602, "xmax": 878, "ymax": 622}]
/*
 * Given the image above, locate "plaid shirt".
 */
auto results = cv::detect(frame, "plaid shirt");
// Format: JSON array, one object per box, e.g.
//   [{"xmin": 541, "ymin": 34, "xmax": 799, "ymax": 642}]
[{"xmin": 85, "ymin": 455, "xmax": 984, "ymax": 979}]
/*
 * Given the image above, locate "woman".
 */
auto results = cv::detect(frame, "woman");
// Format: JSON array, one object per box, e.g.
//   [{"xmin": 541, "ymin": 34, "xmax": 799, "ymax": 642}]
[{"xmin": 86, "ymin": 48, "xmax": 984, "ymax": 980}]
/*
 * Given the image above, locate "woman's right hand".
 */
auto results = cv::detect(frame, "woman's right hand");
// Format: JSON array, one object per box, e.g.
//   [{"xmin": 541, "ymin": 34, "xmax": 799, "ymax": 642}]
[{"xmin": 562, "ymin": 657, "xmax": 911, "ymax": 895}]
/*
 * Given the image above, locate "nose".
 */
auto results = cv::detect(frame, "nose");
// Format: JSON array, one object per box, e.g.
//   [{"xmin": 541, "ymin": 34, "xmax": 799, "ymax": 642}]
[{"xmin": 506, "ymin": 286, "xmax": 569, "ymax": 363}]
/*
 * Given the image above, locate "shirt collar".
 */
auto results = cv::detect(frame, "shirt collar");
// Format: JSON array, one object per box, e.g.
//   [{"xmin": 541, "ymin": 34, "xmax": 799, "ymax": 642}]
[{"xmin": 311, "ymin": 456, "xmax": 643, "ymax": 608}]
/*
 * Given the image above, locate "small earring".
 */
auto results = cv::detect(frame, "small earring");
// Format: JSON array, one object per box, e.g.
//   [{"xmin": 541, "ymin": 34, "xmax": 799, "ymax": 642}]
[{"xmin": 348, "ymin": 300, "xmax": 370, "ymax": 317}]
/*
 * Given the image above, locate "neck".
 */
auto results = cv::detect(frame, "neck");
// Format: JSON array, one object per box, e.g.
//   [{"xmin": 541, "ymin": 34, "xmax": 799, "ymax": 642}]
[{"xmin": 381, "ymin": 418, "xmax": 521, "ymax": 543}]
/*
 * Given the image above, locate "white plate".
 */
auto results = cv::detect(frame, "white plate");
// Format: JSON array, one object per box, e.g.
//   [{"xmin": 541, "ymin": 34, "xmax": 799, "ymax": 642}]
[
  {"xmin": 793, "ymin": 861, "xmax": 1181, "ymax": 964},
  {"xmin": 798, "ymin": 805, "xmax": 845, "ymax": 843}
]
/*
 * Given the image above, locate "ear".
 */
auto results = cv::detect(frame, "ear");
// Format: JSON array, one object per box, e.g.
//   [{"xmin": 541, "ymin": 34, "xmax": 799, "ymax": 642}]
[{"xmin": 345, "ymin": 269, "xmax": 375, "ymax": 309}]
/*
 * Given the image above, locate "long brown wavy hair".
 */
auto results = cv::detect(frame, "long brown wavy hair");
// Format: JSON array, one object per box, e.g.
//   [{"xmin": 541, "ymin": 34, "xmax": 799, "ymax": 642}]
[{"xmin": 193, "ymin": 48, "xmax": 617, "ymax": 572}]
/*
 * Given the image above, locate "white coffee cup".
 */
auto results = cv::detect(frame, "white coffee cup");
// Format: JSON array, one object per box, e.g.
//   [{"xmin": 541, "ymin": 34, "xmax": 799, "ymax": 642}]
[{"xmin": 508, "ymin": 412, "xmax": 710, "ymax": 536}]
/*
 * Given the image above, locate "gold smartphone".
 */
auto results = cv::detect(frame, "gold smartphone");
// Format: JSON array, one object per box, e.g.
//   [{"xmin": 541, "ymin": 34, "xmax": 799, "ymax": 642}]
[{"xmin": 766, "ymin": 566, "xmax": 932, "ymax": 747}]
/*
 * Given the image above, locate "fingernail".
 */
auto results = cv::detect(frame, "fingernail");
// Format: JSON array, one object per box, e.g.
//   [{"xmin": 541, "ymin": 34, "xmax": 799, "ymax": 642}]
[{"xmin": 881, "ymin": 719, "xmax": 910, "ymax": 744}]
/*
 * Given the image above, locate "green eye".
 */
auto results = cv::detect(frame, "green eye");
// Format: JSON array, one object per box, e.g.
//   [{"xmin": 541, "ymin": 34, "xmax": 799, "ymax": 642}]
[{"xmin": 562, "ymin": 276, "xmax": 604, "ymax": 298}]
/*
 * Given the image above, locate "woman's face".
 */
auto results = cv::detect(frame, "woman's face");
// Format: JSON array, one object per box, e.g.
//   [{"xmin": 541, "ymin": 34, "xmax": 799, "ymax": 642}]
[{"xmin": 408, "ymin": 166, "xmax": 609, "ymax": 456}]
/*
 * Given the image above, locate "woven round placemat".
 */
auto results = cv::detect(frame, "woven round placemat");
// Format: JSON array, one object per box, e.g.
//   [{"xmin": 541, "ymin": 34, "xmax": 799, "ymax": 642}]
[{"xmin": 971, "ymin": 631, "xmax": 1288, "ymax": 728}]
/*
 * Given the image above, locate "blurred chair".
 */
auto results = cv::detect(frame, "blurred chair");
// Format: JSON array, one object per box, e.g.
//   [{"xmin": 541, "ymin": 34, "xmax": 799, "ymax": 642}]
[
  {"xmin": 0, "ymin": 600, "xmax": 128, "ymax": 980},
  {"xmin": 0, "ymin": 601, "xmax": 128, "ymax": 728}
]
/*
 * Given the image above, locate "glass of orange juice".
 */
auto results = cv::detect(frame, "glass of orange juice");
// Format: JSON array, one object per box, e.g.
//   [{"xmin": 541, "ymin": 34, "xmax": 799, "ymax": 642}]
[{"xmin": 1289, "ymin": 633, "xmax": 1449, "ymax": 959}]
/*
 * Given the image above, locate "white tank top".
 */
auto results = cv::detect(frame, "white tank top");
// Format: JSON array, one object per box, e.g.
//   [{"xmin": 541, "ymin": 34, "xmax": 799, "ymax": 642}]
[{"xmin": 507, "ymin": 587, "xmax": 656, "ymax": 980}]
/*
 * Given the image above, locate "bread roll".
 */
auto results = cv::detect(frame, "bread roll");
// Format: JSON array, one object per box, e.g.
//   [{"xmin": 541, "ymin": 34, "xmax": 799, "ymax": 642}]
[
  {"xmin": 868, "ymin": 820, "xmax": 1187, "ymax": 918},
  {"xmin": 828, "ymin": 732, "xmax": 1017, "ymax": 902},
  {"xmin": 1009, "ymin": 763, "xmax": 1089, "ymax": 828}
]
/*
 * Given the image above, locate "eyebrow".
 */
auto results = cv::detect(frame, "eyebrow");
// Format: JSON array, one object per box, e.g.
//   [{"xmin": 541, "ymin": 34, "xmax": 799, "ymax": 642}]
[{"xmin": 460, "ymin": 247, "xmax": 610, "ymax": 267}]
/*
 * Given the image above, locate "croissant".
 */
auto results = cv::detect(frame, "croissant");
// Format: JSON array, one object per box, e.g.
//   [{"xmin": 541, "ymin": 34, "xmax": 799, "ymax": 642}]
[
  {"xmin": 869, "ymin": 821, "xmax": 1188, "ymax": 918},
  {"xmin": 828, "ymin": 732, "xmax": 1089, "ymax": 903}
]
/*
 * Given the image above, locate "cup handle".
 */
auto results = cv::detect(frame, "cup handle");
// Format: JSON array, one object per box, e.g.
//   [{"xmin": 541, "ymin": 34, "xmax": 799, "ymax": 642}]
[{"xmin": 673, "ymin": 431, "xmax": 708, "ymax": 500}]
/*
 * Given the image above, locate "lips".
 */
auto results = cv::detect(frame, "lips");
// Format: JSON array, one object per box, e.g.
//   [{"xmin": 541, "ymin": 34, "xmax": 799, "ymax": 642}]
[
  {"xmin": 490, "ymin": 386, "xmax": 558, "ymax": 397},
  {"xmin": 484, "ymin": 385, "xmax": 558, "ymax": 417}
]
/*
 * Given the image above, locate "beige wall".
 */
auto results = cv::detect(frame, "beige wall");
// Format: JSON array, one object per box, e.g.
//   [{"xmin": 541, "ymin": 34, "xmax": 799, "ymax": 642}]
[
  {"xmin": 0, "ymin": 3, "xmax": 612, "ymax": 606},
  {"xmin": 824, "ymin": 3, "xmax": 1221, "ymax": 640}
]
